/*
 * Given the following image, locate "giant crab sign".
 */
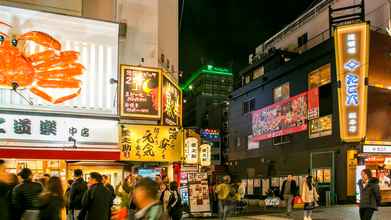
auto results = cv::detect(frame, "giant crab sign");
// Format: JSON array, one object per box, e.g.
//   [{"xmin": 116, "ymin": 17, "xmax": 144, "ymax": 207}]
[{"xmin": 0, "ymin": 21, "xmax": 84, "ymax": 104}]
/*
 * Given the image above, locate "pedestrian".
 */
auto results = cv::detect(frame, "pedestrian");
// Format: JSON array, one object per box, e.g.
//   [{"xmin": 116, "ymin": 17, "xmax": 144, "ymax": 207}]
[
  {"xmin": 8, "ymin": 173, "xmax": 19, "ymax": 220},
  {"xmin": 133, "ymin": 177, "xmax": 168, "ymax": 220},
  {"xmin": 69, "ymin": 169, "xmax": 88, "ymax": 220},
  {"xmin": 167, "ymin": 181, "xmax": 183, "ymax": 220},
  {"xmin": 12, "ymin": 168, "xmax": 43, "ymax": 220},
  {"xmin": 280, "ymin": 174, "xmax": 297, "ymax": 216},
  {"xmin": 159, "ymin": 180, "xmax": 171, "ymax": 213},
  {"xmin": 301, "ymin": 176, "xmax": 319, "ymax": 220},
  {"xmin": 215, "ymin": 175, "xmax": 235, "ymax": 220},
  {"xmin": 38, "ymin": 176, "xmax": 64, "ymax": 220},
  {"xmin": 80, "ymin": 172, "xmax": 112, "ymax": 220},
  {"xmin": 358, "ymin": 169, "xmax": 381, "ymax": 220},
  {"xmin": 64, "ymin": 180, "xmax": 74, "ymax": 220},
  {"xmin": 114, "ymin": 175, "xmax": 137, "ymax": 220},
  {"xmin": 103, "ymin": 175, "xmax": 116, "ymax": 220},
  {"xmin": 0, "ymin": 159, "xmax": 11, "ymax": 220}
]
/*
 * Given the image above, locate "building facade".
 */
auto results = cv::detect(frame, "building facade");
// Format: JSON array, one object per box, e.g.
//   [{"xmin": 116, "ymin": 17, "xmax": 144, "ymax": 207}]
[{"xmin": 228, "ymin": 0, "xmax": 391, "ymax": 203}]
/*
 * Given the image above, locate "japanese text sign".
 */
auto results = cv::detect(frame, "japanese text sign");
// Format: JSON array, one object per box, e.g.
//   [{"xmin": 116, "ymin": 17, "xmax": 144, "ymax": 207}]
[
  {"xmin": 162, "ymin": 73, "xmax": 182, "ymax": 126},
  {"xmin": 307, "ymin": 88, "xmax": 319, "ymax": 120},
  {"xmin": 0, "ymin": 113, "xmax": 118, "ymax": 147},
  {"xmin": 184, "ymin": 137, "xmax": 199, "ymax": 164},
  {"xmin": 120, "ymin": 65, "xmax": 162, "ymax": 119},
  {"xmin": 334, "ymin": 23, "xmax": 369, "ymax": 142},
  {"xmin": 120, "ymin": 124, "xmax": 182, "ymax": 162},
  {"xmin": 200, "ymin": 144, "xmax": 211, "ymax": 166},
  {"xmin": 252, "ymin": 92, "xmax": 308, "ymax": 141}
]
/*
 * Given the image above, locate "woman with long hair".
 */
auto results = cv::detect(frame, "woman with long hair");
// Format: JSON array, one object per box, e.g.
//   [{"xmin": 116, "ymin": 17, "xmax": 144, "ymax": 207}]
[
  {"xmin": 167, "ymin": 181, "xmax": 183, "ymax": 220},
  {"xmin": 301, "ymin": 176, "xmax": 319, "ymax": 220},
  {"xmin": 39, "ymin": 176, "xmax": 64, "ymax": 220}
]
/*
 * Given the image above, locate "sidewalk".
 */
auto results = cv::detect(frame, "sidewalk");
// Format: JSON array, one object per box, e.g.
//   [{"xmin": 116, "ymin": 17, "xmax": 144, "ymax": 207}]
[{"xmin": 185, "ymin": 205, "xmax": 391, "ymax": 220}]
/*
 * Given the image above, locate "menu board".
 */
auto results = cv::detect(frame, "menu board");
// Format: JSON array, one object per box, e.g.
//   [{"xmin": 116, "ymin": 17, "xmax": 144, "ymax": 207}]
[
  {"xmin": 188, "ymin": 173, "xmax": 210, "ymax": 213},
  {"xmin": 120, "ymin": 124, "xmax": 182, "ymax": 162},
  {"xmin": 120, "ymin": 65, "xmax": 161, "ymax": 119},
  {"xmin": 252, "ymin": 92, "xmax": 308, "ymax": 141},
  {"xmin": 180, "ymin": 173, "xmax": 190, "ymax": 207},
  {"xmin": 162, "ymin": 74, "xmax": 181, "ymax": 125}
]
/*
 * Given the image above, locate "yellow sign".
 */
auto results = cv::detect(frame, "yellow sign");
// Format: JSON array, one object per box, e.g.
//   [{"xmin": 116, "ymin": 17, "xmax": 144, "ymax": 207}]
[
  {"xmin": 200, "ymin": 144, "xmax": 211, "ymax": 166},
  {"xmin": 120, "ymin": 124, "xmax": 182, "ymax": 162},
  {"xmin": 334, "ymin": 22, "xmax": 369, "ymax": 142}
]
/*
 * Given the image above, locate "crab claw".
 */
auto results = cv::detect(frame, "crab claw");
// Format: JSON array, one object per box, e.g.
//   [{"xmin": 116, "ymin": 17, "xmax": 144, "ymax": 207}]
[{"xmin": 17, "ymin": 31, "xmax": 61, "ymax": 50}]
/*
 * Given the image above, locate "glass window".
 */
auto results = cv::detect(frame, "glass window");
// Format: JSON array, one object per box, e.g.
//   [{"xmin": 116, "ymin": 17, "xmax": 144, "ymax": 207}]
[
  {"xmin": 253, "ymin": 66, "xmax": 264, "ymax": 79},
  {"xmin": 308, "ymin": 64, "xmax": 331, "ymax": 89},
  {"xmin": 273, "ymin": 82, "xmax": 290, "ymax": 103},
  {"xmin": 242, "ymin": 101, "xmax": 249, "ymax": 114},
  {"xmin": 245, "ymin": 75, "xmax": 251, "ymax": 84},
  {"xmin": 249, "ymin": 99, "xmax": 256, "ymax": 111}
]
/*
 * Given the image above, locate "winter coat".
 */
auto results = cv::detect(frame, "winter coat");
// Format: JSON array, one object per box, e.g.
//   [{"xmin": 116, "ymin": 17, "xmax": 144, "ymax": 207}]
[
  {"xmin": 105, "ymin": 183, "xmax": 115, "ymax": 207},
  {"xmin": 69, "ymin": 178, "xmax": 88, "ymax": 210},
  {"xmin": 12, "ymin": 180, "xmax": 43, "ymax": 218},
  {"xmin": 81, "ymin": 183, "xmax": 112, "ymax": 220},
  {"xmin": 358, "ymin": 178, "xmax": 381, "ymax": 210},
  {"xmin": 280, "ymin": 180, "xmax": 297, "ymax": 199},
  {"xmin": 39, "ymin": 193, "xmax": 63, "ymax": 220},
  {"xmin": 301, "ymin": 181, "xmax": 319, "ymax": 203},
  {"xmin": 0, "ymin": 181, "xmax": 10, "ymax": 220}
]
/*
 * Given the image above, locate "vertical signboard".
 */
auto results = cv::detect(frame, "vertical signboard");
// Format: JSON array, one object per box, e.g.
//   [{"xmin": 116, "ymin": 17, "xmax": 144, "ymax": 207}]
[
  {"xmin": 307, "ymin": 88, "xmax": 319, "ymax": 120},
  {"xmin": 200, "ymin": 144, "xmax": 211, "ymax": 166},
  {"xmin": 334, "ymin": 22, "xmax": 369, "ymax": 142},
  {"xmin": 119, "ymin": 65, "xmax": 161, "ymax": 119},
  {"xmin": 162, "ymin": 73, "xmax": 182, "ymax": 126},
  {"xmin": 184, "ymin": 137, "xmax": 199, "ymax": 164}
]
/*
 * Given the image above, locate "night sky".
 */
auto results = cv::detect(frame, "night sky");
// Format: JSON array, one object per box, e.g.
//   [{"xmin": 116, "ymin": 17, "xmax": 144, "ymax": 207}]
[{"xmin": 179, "ymin": 0, "xmax": 319, "ymax": 81}]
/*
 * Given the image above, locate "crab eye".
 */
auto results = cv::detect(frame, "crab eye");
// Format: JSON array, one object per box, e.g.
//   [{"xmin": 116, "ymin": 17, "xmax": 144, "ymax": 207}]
[
  {"xmin": 11, "ymin": 39, "xmax": 17, "ymax": 46},
  {"xmin": 0, "ymin": 35, "xmax": 4, "ymax": 42}
]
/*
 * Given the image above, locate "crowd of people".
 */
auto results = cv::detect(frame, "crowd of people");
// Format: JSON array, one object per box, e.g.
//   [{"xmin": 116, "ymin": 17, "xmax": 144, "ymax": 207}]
[{"xmin": 0, "ymin": 160, "xmax": 182, "ymax": 220}]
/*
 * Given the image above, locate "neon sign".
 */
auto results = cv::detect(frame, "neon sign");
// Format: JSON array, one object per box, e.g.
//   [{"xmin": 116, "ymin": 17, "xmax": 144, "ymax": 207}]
[{"xmin": 334, "ymin": 22, "xmax": 369, "ymax": 142}]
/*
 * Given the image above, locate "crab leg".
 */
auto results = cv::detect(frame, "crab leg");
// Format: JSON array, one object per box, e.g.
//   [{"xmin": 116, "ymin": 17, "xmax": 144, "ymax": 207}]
[
  {"xmin": 36, "ymin": 79, "xmax": 81, "ymax": 88},
  {"xmin": 36, "ymin": 67, "xmax": 83, "ymax": 80},
  {"xmin": 29, "ymin": 50, "xmax": 56, "ymax": 62},
  {"xmin": 30, "ymin": 86, "xmax": 53, "ymax": 103},
  {"xmin": 17, "ymin": 31, "xmax": 61, "ymax": 50},
  {"xmin": 53, "ymin": 88, "xmax": 81, "ymax": 104},
  {"xmin": 34, "ymin": 52, "xmax": 79, "ymax": 69}
]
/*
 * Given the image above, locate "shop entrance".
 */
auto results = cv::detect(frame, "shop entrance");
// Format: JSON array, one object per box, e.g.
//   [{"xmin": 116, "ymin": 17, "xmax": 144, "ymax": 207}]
[{"xmin": 310, "ymin": 151, "xmax": 335, "ymax": 205}]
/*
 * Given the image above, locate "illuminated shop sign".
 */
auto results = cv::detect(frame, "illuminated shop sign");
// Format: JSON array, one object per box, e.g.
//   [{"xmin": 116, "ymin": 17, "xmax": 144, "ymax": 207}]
[
  {"xmin": 334, "ymin": 22, "xmax": 369, "ymax": 142},
  {"xmin": 0, "ymin": 5, "xmax": 119, "ymax": 115},
  {"xmin": 252, "ymin": 92, "xmax": 307, "ymax": 141},
  {"xmin": 0, "ymin": 113, "xmax": 118, "ymax": 148},
  {"xmin": 363, "ymin": 145, "xmax": 391, "ymax": 153},
  {"xmin": 184, "ymin": 137, "xmax": 199, "ymax": 164},
  {"xmin": 309, "ymin": 115, "xmax": 332, "ymax": 139},
  {"xmin": 200, "ymin": 129, "xmax": 220, "ymax": 142},
  {"xmin": 119, "ymin": 65, "xmax": 162, "ymax": 119},
  {"xmin": 162, "ymin": 73, "xmax": 182, "ymax": 126},
  {"xmin": 120, "ymin": 124, "xmax": 182, "ymax": 162},
  {"xmin": 200, "ymin": 144, "xmax": 211, "ymax": 166}
]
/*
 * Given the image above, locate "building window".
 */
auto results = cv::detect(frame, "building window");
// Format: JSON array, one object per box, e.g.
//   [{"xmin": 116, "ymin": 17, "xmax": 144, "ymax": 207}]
[
  {"xmin": 308, "ymin": 64, "xmax": 331, "ymax": 89},
  {"xmin": 273, "ymin": 135, "xmax": 290, "ymax": 145},
  {"xmin": 236, "ymin": 136, "xmax": 241, "ymax": 148},
  {"xmin": 243, "ymin": 98, "xmax": 255, "ymax": 114},
  {"xmin": 273, "ymin": 82, "xmax": 290, "ymax": 103},
  {"xmin": 245, "ymin": 74, "xmax": 251, "ymax": 84},
  {"xmin": 298, "ymin": 32, "xmax": 308, "ymax": 47},
  {"xmin": 253, "ymin": 66, "xmax": 264, "ymax": 79}
]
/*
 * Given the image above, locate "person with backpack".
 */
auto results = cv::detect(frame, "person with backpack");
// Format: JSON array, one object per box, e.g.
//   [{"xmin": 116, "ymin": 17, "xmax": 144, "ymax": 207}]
[
  {"xmin": 167, "ymin": 182, "xmax": 183, "ymax": 220},
  {"xmin": 215, "ymin": 175, "xmax": 235, "ymax": 220}
]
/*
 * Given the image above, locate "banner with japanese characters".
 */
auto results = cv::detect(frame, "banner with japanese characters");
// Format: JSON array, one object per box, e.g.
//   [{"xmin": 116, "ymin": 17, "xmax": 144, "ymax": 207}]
[
  {"xmin": 334, "ymin": 22, "xmax": 369, "ymax": 142},
  {"xmin": 0, "ymin": 113, "xmax": 118, "ymax": 148},
  {"xmin": 162, "ymin": 73, "xmax": 182, "ymax": 126},
  {"xmin": 120, "ymin": 124, "xmax": 182, "ymax": 162}
]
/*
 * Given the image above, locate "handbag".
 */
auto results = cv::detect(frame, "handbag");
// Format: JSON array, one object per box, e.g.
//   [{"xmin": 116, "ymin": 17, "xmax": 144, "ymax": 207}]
[{"xmin": 293, "ymin": 196, "xmax": 304, "ymax": 209}]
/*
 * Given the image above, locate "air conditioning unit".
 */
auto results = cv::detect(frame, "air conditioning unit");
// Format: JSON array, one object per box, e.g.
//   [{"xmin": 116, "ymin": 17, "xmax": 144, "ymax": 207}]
[{"xmin": 119, "ymin": 22, "xmax": 127, "ymax": 38}]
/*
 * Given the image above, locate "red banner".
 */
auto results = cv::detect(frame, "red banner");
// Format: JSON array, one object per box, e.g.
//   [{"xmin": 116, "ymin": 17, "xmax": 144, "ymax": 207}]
[
  {"xmin": 307, "ymin": 88, "xmax": 319, "ymax": 120},
  {"xmin": 252, "ymin": 92, "xmax": 308, "ymax": 141}
]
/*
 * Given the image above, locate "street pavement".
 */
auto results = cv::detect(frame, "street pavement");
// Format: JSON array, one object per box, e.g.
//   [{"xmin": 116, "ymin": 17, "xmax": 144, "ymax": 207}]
[{"xmin": 185, "ymin": 205, "xmax": 391, "ymax": 220}]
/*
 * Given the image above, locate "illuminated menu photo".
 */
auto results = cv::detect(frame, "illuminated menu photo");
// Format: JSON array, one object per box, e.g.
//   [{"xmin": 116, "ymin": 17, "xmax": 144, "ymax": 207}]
[
  {"xmin": 162, "ymin": 73, "xmax": 182, "ymax": 126},
  {"xmin": 334, "ymin": 22, "xmax": 369, "ymax": 142},
  {"xmin": 119, "ymin": 65, "xmax": 162, "ymax": 119}
]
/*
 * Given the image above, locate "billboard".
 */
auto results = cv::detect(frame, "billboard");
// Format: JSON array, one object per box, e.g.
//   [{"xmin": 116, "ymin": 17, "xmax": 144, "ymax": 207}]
[
  {"xmin": 120, "ymin": 124, "xmax": 182, "ymax": 162},
  {"xmin": 119, "ymin": 65, "xmax": 162, "ymax": 119},
  {"xmin": 162, "ymin": 73, "xmax": 182, "ymax": 126},
  {"xmin": 252, "ymin": 92, "xmax": 307, "ymax": 141},
  {"xmin": 334, "ymin": 22, "xmax": 369, "ymax": 142},
  {"xmin": 0, "ymin": 5, "xmax": 119, "ymax": 115}
]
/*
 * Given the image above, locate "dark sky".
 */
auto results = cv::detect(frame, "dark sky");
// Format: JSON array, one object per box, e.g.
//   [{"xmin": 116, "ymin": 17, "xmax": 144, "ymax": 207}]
[{"xmin": 179, "ymin": 0, "xmax": 319, "ymax": 81}]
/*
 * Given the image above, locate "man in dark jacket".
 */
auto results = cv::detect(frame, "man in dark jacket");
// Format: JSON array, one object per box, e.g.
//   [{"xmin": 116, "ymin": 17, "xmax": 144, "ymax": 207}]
[
  {"xmin": 12, "ymin": 168, "xmax": 43, "ymax": 220},
  {"xmin": 103, "ymin": 175, "xmax": 116, "ymax": 220},
  {"xmin": 69, "ymin": 169, "xmax": 88, "ymax": 220},
  {"xmin": 81, "ymin": 172, "xmax": 112, "ymax": 220},
  {"xmin": 358, "ymin": 169, "xmax": 381, "ymax": 220},
  {"xmin": 133, "ymin": 178, "xmax": 169, "ymax": 220},
  {"xmin": 280, "ymin": 174, "xmax": 297, "ymax": 216},
  {"xmin": 0, "ymin": 159, "xmax": 11, "ymax": 220}
]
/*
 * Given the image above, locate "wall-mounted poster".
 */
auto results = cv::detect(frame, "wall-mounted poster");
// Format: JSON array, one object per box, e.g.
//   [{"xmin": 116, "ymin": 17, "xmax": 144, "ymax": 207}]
[
  {"xmin": 162, "ymin": 74, "xmax": 182, "ymax": 126},
  {"xmin": 119, "ymin": 124, "xmax": 182, "ymax": 162},
  {"xmin": 252, "ymin": 92, "xmax": 308, "ymax": 141},
  {"xmin": 188, "ymin": 173, "xmax": 210, "ymax": 213},
  {"xmin": 119, "ymin": 65, "xmax": 161, "ymax": 119}
]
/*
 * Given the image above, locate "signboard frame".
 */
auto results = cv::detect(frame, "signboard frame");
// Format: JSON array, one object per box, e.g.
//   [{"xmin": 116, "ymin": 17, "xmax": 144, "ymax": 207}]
[
  {"xmin": 161, "ymin": 71, "xmax": 182, "ymax": 126},
  {"xmin": 119, "ymin": 65, "xmax": 162, "ymax": 119},
  {"xmin": 334, "ymin": 22, "xmax": 369, "ymax": 142}
]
